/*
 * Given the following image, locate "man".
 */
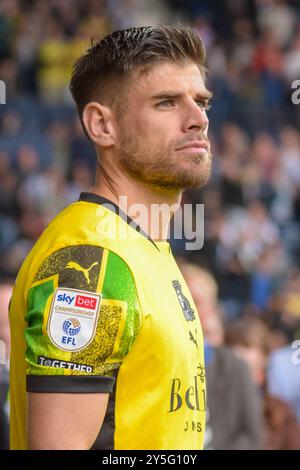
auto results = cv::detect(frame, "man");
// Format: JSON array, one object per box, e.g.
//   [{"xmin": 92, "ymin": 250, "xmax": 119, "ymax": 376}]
[{"xmin": 9, "ymin": 26, "xmax": 212, "ymax": 450}]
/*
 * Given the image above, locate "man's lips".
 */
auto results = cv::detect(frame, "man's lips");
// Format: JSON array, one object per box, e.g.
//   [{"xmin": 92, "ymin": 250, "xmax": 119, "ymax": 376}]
[{"xmin": 176, "ymin": 141, "xmax": 209, "ymax": 152}]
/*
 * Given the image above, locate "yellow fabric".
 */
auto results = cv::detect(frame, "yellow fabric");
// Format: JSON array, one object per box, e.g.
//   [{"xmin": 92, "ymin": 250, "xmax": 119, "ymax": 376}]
[{"xmin": 10, "ymin": 198, "xmax": 206, "ymax": 450}]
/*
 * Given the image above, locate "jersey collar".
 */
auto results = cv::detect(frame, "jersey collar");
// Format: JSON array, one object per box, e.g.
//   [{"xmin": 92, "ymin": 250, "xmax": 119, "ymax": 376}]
[{"xmin": 79, "ymin": 192, "xmax": 160, "ymax": 251}]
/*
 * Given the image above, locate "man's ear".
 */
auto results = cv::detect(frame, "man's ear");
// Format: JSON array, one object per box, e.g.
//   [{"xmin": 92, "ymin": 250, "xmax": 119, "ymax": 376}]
[{"xmin": 82, "ymin": 102, "xmax": 116, "ymax": 147}]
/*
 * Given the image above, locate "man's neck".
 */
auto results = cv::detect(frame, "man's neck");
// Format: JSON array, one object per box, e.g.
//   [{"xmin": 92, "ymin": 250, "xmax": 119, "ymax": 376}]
[{"xmin": 89, "ymin": 170, "xmax": 182, "ymax": 242}]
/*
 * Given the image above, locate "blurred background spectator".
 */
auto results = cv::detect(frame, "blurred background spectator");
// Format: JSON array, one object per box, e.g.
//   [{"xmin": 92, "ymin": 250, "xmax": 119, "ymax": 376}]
[
  {"xmin": 0, "ymin": 281, "xmax": 13, "ymax": 450},
  {"xmin": 1, "ymin": 0, "xmax": 300, "ymax": 450}
]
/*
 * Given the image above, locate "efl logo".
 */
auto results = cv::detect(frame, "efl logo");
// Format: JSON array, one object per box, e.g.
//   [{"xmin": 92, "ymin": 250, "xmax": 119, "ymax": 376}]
[
  {"xmin": 75, "ymin": 294, "xmax": 97, "ymax": 310},
  {"xmin": 48, "ymin": 288, "xmax": 102, "ymax": 351}
]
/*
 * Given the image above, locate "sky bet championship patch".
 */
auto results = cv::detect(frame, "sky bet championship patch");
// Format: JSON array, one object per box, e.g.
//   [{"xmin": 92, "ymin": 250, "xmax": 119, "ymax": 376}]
[{"xmin": 47, "ymin": 287, "xmax": 102, "ymax": 352}]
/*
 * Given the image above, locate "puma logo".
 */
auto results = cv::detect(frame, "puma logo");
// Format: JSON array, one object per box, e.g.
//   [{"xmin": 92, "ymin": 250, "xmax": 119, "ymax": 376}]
[{"xmin": 65, "ymin": 261, "xmax": 99, "ymax": 285}]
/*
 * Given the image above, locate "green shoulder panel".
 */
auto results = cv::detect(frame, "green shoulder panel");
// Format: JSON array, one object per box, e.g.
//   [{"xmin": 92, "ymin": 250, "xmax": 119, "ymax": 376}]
[
  {"xmin": 70, "ymin": 250, "xmax": 142, "ymax": 374},
  {"xmin": 25, "ymin": 246, "xmax": 142, "ymax": 377},
  {"xmin": 103, "ymin": 250, "xmax": 142, "ymax": 357}
]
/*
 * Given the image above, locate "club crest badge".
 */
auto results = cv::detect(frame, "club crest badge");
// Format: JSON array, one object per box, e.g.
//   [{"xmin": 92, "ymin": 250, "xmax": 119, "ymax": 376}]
[{"xmin": 172, "ymin": 280, "xmax": 196, "ymax": 321}]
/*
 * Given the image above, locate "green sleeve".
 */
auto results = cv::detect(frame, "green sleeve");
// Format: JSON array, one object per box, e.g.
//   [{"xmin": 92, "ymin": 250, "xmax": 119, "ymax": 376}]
[{"xmin": 25, "ymin": 245, "xmax": 142, "ymax": 393}]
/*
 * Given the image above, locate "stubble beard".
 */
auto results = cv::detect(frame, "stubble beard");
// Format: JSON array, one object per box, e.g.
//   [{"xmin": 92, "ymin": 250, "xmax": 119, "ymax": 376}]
[{"xmin": 118, "ymin": 130, "xmax": 212, "ymax": 191}]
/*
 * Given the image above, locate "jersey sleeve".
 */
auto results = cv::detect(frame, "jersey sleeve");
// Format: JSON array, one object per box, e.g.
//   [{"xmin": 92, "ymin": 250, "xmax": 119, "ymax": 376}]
[{"xmin": 25, "ymin": 244, "xmax": 143, "ymax": 393}]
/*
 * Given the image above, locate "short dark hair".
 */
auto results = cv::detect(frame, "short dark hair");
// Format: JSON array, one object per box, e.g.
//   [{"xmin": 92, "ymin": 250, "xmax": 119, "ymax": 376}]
[{"xmin": 69, "ymin": 25, "xmax": 206, "ymax": 130}]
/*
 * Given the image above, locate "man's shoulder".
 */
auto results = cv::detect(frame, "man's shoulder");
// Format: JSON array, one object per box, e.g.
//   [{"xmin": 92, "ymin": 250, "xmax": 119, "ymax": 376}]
[
  {"xmin": 14, "ymin": 198, "xmax": 147, "ymax": 298},
  {"xmin": 49, "ymin": 199, "xmax": 103, "ymax": 237},
  {"xmin": 13, "ymin": 201, "xmax": 113, "ymax": 290},
  {"xmin": 34, "ymin": 200, "xmax": 116, "ymax": 253},
  {"xmin": 45, "ymin": 198, "xmax": 139, "ymax": 248}
]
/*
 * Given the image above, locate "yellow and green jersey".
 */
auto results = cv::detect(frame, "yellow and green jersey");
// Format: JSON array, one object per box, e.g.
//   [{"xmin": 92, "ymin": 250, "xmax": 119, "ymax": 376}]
[{"xmin": 9, "ymin": 192, "xmax": 206, "ymax": 450}]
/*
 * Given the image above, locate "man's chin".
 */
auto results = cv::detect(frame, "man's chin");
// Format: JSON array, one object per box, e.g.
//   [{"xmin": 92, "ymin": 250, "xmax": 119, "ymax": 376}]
[
  {"xmin": 170, "ymin": 160, "xmax": 212, "ymax": 189},
  {"xmin": 178, "ymin": 172, "xmax": 211, "ymax": 189},
  {"xmin": 149, "ymin": 170, "xmax": 211, "ymax": 190},
  {"xmin": 122, "ymin": 150, "xmax": 212, "ymax": 190}
]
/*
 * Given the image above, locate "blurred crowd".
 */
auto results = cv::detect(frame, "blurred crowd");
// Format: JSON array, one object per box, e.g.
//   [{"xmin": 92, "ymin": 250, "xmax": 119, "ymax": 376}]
[{"xmin": 1, "ymin": 0, "xmax": 300, "ymax": 450}]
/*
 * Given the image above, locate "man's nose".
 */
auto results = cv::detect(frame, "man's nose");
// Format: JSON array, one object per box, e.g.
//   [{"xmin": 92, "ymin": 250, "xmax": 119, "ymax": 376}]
[{"xmin": 182, "ymin": 100, "xmax": 209, "ymax": 132}]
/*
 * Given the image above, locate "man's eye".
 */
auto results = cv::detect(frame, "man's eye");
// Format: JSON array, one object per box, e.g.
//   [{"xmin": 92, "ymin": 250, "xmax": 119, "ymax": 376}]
[
  {"xmin": 196, "ymin": 100, "xmax": 212, "ymax": 111},
  {"xmin": 156, "ymin": 100, "xmax": 175, "ymax": 107}
]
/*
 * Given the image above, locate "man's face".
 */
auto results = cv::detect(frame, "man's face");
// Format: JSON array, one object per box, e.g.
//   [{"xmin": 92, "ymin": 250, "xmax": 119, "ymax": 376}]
[{"xmin": 115, "ymin": 61, "xmax": 212, "ymax": 190}]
